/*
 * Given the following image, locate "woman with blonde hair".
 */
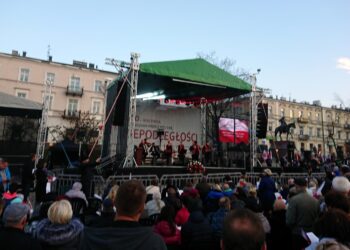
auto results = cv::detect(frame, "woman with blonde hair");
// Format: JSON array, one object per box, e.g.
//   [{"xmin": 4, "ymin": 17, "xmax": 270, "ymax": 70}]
[
  {"xmin": 106, "ymin": 184, "xmax": 119, "ymax": 206},
  {"xmin": 34, "ymin": 199, "xmax": 83, "ymax": 250}
]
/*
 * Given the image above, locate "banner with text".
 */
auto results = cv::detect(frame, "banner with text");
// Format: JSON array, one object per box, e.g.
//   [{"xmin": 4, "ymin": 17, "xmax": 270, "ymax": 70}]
[
  {"xmin": 134, "ymin": 101, "xmax": 201, "ymax": 148},
  {"xmin": 219, "ymin": 117, "xmax": 249, "ymax": 144}
]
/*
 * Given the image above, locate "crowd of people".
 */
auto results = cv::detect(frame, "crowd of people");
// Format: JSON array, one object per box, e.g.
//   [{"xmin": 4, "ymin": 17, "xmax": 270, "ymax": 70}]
[
  {"xmin": 138, "ymin": 138, "xmax": 213, "ymax": 166},
  {"xmin": 1, "ymin": 153, "xmax": 350, "ymax": 249}
]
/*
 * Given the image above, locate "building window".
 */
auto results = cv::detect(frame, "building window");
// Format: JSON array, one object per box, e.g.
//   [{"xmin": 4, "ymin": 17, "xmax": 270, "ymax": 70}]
[
  {"xmin": 308, "ymin": 127, "xmax": 313, "ymax": 137},
  {"xmin": 301, "ymin": 143, "xmax": 305, "ymax": 150},
  {"xmin": 310, "ymin": 143, "xmax": 314, "ymax": 151},
  {"xmin": 268, "ymin": 123, "xmax": 272, "ymax": 131},
  {"xmin": 46, "ymin": 72, "xmax": 55, "ymax": 84},
  {"xmin": 92, "ymin": 100, "xmax": 101, "ymax": 114},
  {"xmin": 298, "ymin": 110, "xmax": 303, "ymax": 118},
  {"xmin": 347, "ymin": 132, "xmax": 349, "ymax": 140},
  {"xmin": 338, "ymin": 131, "xmax": 341, "ymax": 139},
  {"xmin": 16, "ymin": 91, "xmax": 27, "ymax": 99},
  {"xmin": 20, "ymin": 68, "xmax": 29, "ymax": 82},
  {"xmin": 280, "ymin": 108, "xmax": 285, "ymax": 117},
  {"xmin": 317, "ymin": 128, "xmax": 321, "ymax": 137},
  {"xmin": 94, "ymin": 80, "xmax": 103, "ymax": 93},
  {"xmin": 68, "ymin": 99, "xmax": 78, "ymax": 115},
  {"xmin": 308, "ymin": 112, "xmax": 312, "ymax": 118},
  {"xmin": 299, "ymin": 126, "xmax": 304, "ymax": 135},
  {"xmin": 268, "ymin": 106, "xmax": 272, "ymax": 117},
  {"xmin": 316, "ymin": 113, "xmax": 320, "ymax": 121},
  {"xmin": 69, "ymin": 76, "xmax": 81, "ymax": 91},
  {"xmin": 289, "ymin": 110, "xmax": 294, "ymax": 118}
]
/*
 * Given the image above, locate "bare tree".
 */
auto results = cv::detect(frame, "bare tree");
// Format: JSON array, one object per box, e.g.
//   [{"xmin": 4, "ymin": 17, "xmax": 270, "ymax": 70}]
[{"xmin": 197, "ymin": 52, "xmax": 250, "ymax": 166}]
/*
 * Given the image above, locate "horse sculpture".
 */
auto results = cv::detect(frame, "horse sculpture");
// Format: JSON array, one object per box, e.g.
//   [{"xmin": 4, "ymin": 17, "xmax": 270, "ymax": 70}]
[{"xmin": 275, "ymin": 122, "xmax": 296, "ymax": 141}]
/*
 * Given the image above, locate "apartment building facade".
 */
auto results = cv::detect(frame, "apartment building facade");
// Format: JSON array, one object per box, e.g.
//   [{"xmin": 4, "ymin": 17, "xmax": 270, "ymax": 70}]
[
  {"xmin": 264, "ymin": 96, "xmax": 350, "ymax": 156},
  {"xmin": 0, "ymin": 50, "xmax": 117, "ymax": 142}
]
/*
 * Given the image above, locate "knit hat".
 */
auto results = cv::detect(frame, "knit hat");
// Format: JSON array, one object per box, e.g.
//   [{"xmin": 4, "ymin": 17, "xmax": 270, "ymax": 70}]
[
  {"xmin": 72, "ymin": 182, "xmax": 83, "ymax": 191},
  {"xmin": 2, "ymin": 203, "xmax": 30, "ymax": 224},
  {"xmin": 332, "ymin": 177, "xmax": 350, "ymax": 193}
]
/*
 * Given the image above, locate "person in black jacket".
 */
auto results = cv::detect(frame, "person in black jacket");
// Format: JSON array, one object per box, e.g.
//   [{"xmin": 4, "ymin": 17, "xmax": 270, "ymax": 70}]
[
  {"xmin": 181, "ymin": 198, "xmax": 215, "ymax": 250},
  {"xmin": 22, "ymin": 153, "xmax": 36, "ymax": 202},
  {"xmin": 80, "ymin": 180, "xmax": 166, "ymax": 250},
  {"xmin": 35, "ymin": 159, "xmax": 48, "ymax": 204},
  {"xmin": 0, "ymin": 203, "xmax": 42, "ymax": 250}
]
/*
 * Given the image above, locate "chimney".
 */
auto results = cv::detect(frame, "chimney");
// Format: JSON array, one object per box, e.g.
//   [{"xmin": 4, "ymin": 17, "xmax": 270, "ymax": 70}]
[{"xmin": 22, "ymin": 51, "xmax": 27, "ymax": 57}]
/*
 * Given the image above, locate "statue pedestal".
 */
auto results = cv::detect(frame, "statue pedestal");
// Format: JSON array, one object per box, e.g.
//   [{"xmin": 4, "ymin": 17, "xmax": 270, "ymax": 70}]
[{"xmin": 270, "ymin": 141, "xmax": 295, "ymax": 161}]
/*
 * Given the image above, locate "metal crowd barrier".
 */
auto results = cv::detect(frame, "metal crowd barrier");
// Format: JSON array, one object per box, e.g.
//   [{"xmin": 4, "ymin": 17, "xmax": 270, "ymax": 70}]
[
  {"xmin": 205, "ymin": 173, "xmax": 242, "ymax": 185},
  {"xmin": 279, "ymin": 173, "xmax": 309, "ymax": 185},
  {"xmin": 52, "ymin": 174, "xmax": 105, "ymax": 197},
  {"xmin": 105, "ymin": 174, "xmax": 159, "ymax": 187},
  {"xmin": 245, "ymin": 173, "xmax": 279, "ymax": 185},
  {"xmin": 160, "ymin": 173, "xmax": 203, "ymax": 190}
]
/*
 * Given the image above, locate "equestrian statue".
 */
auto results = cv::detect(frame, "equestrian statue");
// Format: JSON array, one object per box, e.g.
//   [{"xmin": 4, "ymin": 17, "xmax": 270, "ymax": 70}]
[{"xmin": 274, "ymin": 116, "xmax": 296, "ymax": 141}]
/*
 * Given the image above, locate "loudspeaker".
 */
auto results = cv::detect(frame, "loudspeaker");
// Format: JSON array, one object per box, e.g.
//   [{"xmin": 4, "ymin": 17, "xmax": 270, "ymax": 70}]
[
  {"xmin": 113, "ymin": 81, "xmax": 129, "ymax": 126},
  {"xmin": 256, "ymin": 103, "xmax": 268, "ymax": 138}
]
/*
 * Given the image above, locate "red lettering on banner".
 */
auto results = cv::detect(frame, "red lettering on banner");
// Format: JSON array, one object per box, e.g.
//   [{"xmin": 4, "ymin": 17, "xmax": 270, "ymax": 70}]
[
  {"xmin": 169, "ymin": 132, "xmax": 175, "ymax": 140},
  {"xmin": 134, "ymin": 129, "xmax": 139, "ymax": 139}
]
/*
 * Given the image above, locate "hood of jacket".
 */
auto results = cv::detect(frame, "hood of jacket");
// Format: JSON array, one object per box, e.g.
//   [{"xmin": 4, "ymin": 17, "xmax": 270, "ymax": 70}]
[{"xmin": 35, "ymin": 218, "xmax": 83, "ymax": 246}]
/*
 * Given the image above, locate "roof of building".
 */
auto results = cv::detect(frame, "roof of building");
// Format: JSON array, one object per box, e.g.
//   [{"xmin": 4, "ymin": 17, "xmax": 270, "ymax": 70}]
[
  {"xmin": 0, "ymin": 91, "xmax": 42, "ymax": 118},
  {"xmin": 0, "ymin": 52, "xmax": 118, "ymax": 75}
]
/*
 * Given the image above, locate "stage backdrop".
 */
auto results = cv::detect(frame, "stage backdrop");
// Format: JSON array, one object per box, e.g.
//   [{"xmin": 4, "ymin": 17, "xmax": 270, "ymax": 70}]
[
  {"xmin": 219, "ymin": 117, "xmax": 249, "ymax": 144},
  {"xmin": 134, "ymin": 101, "xmax": 201, "ymax": 149}
]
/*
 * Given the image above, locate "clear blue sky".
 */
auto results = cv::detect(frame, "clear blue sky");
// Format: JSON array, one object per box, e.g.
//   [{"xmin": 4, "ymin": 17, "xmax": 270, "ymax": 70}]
[{"xmin": 1, "ymin": 0, "xmax": 349, "ymax": 107}]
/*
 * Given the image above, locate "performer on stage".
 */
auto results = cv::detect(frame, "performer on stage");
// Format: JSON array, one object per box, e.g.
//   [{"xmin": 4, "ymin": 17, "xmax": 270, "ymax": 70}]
[
  {"xmin": 177, "ymin": 141, "xmax": 186, "ymax": 165},
  {"xmin": 139, "ymin": 138, "xmax": 150, "ymax": 164},
  {"xmin": 164, "ymin": 140, "xmax": 173, "ymax": 165},
  {"xmin": 202, "ymin": 142, "xmax": 212, "ymax": 165},
  {"xmin": 190, "ymin": 141, "xmax": 200, "ymax": 162},
  {"xmin": 149, "ymin": 142, "xmax": 161, "ymax": 165}
]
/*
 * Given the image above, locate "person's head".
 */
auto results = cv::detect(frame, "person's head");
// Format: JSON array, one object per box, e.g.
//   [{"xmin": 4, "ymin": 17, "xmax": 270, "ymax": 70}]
[
  {"xmin": 273, "ymin": 199, "xmax": 286, "ymax": 211},
  {"xmin": 223, "ymin": 183, "xmax": 230, "ymax": 191},
  {"xmin": 158, "ymin": 205, "xmax": 176, "ymax": 233},
  {"xmin": 222, "ymin": 209, "xmax": 266, "ymax": 250},
  {"xmin": 8, "ymin": 183, "xmax": 19, "ymax": 194},
  {"xmin": 102, "ymin": 198, "xmax": 115, "ymax": 214},
  {"xmin": 219, "ymin": 197, "xmax": 231, "ymax": 210},
  {"xmin": 2, "ymin": 203, "xmax": 30, "ymax": 229},
  {"xmin": 48, "ymin": 200, "xmax": 73, "ymax": 225},
  {"xmin": 324, "ymin": 191, "xmax": 350, "ymax": 213},
  {"xmin": 150, "ymin": 178, "xmax": 158, "ymax": 186},
  {"xmin": 115, "ymin": 180, "xmax": 146, "ymax": 220},
  {"xmin": 314, "ymin": 209, "xmax": 350, "ymax": 246},
  {"xmin": 72, "ymin": 182, "xmax": 83, "ymax": 191},
  {"xmin": 294, "ymin": 178, "xmax": 307, "ymax": 192},
  {"xmin": 332, "ymin": 176, "xmax": 350, "ymax": 195},
  {"xmin": 263, "ymin": 168, "xmax": 272, "ymax": 177},
  {"xmin": 0, "ymin": 157, "xmax": 7, "ymax": 169}
]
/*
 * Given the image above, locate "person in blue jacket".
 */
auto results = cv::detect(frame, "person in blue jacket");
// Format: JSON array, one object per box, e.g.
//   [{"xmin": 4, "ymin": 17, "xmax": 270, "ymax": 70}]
[
  {"xmin": 0, "ymin": 158, "xmax": 11, "ymax": 193},
  {"xmin": 258, "ymin": 168, "xmax": 276, "ymax": 213}
]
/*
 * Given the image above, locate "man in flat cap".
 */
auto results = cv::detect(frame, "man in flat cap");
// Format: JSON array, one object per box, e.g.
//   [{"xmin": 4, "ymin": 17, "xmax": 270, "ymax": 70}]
[{"xmin": 0, "ymin": 203, "xmax": 42, "ymax": 250}]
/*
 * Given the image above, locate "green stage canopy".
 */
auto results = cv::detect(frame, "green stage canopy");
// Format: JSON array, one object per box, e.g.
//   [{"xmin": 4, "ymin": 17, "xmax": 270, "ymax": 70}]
[
  {"xmin": 140, "ymin": 58, "xmax": 251, "ymax": 91},
  {"xmin": 110, "ymin": 58, "xmax": 252, "ymax": 101}
]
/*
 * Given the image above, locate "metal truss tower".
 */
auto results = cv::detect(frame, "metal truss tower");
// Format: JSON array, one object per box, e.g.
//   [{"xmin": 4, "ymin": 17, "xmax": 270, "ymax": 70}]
[
  {"xmin": 35, "ymin": 79, "xmax": 53, "ymax": 166},
  {"xmin": 105, "ymin": 53, "xmax": 140, "ymax": 167},
  {"xmin": 250, "ymin": 75, "xmax": 257, "ymax": 171}
]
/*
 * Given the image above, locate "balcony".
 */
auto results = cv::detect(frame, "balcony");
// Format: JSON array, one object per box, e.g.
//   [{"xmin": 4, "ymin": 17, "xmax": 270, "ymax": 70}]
[
  {"xmin": 298, "ymin": 134, "xmax": 310, "ymax": 141},
  {"xmin": 62, "ymin": 110, "xmax": 81, "ymax": 119},
  {"xmin": 297, "ymin": 117, "xmax": 308, "ymax": 123},
  {"xmin": 66, "ymin": 86, "xmax": 84, "ymax": 96},
  {"xmin": 344, "ymin": 124, "xmax": 350, "ymax": 130}
]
